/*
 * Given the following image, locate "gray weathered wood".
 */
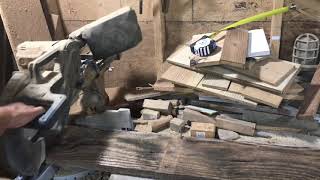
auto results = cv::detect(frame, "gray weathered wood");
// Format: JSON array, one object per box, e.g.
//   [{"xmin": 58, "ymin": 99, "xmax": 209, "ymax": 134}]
[{"xmin": 48, "ymin": 126, "xmax": 320, "ymax": 180}]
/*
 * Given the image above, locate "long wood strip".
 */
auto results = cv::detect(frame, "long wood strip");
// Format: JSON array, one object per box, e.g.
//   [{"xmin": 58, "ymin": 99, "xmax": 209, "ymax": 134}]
[
  {"xmin": 228, "ymin": 82, "xmax": 283, "ymax": 108},
  {"xmin": 48, "ymin": 126, "xmax": 320, "ymax": 180},
  {"xmin": 161, "ymin": 65, "xmax": 204, "ymax": 88},
  {"xmin": 197, "ymin": 80, "xmax": 258, "ymax": 107},
  {"xmin": 297, "ymin": 66, "xmax": 320, "ymax": 120},
  {"xmin": 0, "ymin": 0, "xmax": 52, "ymax": 55},
  {"xmin": 227, "ymin": 59, "xmax": 296, "ymax": 86},
  {"xmin": 220, "ymin": 29, "xmax": 249, "ymax": 69},
  {"xmin": 270, "ymin": 0, "xmax": 284, "ymax": 58},
  {"xmin": 161, "ymin": 66, "xmax": 257, "ymax": 106},
  {"xmin": 201, "ymin": 74, "xmax": 231, "ymax": 91},
  {"xmin": 201, "ymin": 64, "xmax": 301, "ymax": 94}
]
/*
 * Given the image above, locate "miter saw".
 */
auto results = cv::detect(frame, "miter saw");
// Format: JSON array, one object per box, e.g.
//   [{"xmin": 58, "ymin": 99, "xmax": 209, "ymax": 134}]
[{"xmin": 0, "ymin": 7, "xmax": 142, "ymax": 179}]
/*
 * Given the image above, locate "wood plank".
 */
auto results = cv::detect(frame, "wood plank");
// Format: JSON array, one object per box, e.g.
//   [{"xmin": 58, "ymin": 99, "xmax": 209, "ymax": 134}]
[
  {"xmin": 193, "ymin": 31, "xmax": 226, "ymax": 67},
  {"xmin": 50, "ymin": 14, "xmax": 65, "ymax": 40},
  {"xmin": 270, "ymin": 0, "xmax": 284, "ymax": 58},
  {"xmin": 48, "ymin": 126, "xmax": 320, "ymax": 180},
  {"xmin": 227, "ymin": 59, "xmax": 297, "ymax": 86},
  {"xmin": 167, "ymin": 31, "xmax": 226, "ymax": 68},
  {"xmin": 287, "ymin": 82, "xmax": 304, "ymax": 94},
  {"xmin": 0, "ymin": 0, "xmax": 52, "ymax": 55},
  {"xmin": 58, "ymin": 0, "xmax": 121, "ymax": 21},
  {"xmin": 220, "ymin": 29, "xmax": 249, "ymax": 69},
  {"xmin": 153, "ymin": 0, "xmax": 166, "ymax": 62},
  {"xmin": 201, "ymin": 74, "xmax": 231, "ymax": 91},
  {"xmin": 124, "ymin": 89, "xmax": 170, "ymax": 102},
  {"xmin": 197, "ymin": 79, "xmax": 258, "ymax": 107},
  {"xmin": 161, "ymin": 65, "xmax": 257, "ymax": 106},
  {"xmin": 182, "ymin": 108, "xmax": 216, "ymax": 124},
  {"xmin": 121, "ymin": 0, "xmax": 153, "ymax": 21},
  {"xmin": 165, "ymin": 0, "xmax": 192, "ymax": 21},
  {"xmin": 152, "ymin": 80, "xmax": 193, "ymax": 93},
  {"xmin": 160, "ymin": 65, "xmax": 204, "ymax": 89},
  {"xmin": 190, "ymin": 122, "xmax": 216, "ymax": 138},
  {"xmin": 143, "ymin": 99, "xmax": 173, "ymax": 115},
  {"xmin": 215, "ymin": 115, "xmax": 256, "ymax": 136},
  {"xmin": 297, "ymin": 66, "xmax": 320, "ymax": 120},
  {"xmin": 228, "ymin": 82, "xmax": 283, "ymax": 108},
  {"xmin": 201, "ymin": 64, "xmax": 301, "ymax": 94}
]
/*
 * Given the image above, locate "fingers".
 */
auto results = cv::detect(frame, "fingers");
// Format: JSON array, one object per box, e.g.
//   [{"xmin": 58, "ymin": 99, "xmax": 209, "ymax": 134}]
[{"xmin": 6, "ymin": 103, "xmax": 46, "ymax": 129}]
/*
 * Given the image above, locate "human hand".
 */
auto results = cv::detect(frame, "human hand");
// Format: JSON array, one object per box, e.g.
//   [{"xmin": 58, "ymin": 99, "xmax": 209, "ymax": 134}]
[{"xmin": 0, "ymin": 103, "xmax": 45, "ymax": 133}]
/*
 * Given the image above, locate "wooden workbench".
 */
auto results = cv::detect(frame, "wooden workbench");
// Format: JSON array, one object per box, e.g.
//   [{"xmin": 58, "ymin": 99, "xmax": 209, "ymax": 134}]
[{"xmin": 47, "ymin": 126, "xmax": 320, "ymax": 180}]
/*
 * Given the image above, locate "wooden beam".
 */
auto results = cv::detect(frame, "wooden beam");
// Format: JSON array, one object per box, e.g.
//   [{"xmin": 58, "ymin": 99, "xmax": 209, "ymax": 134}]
[
  {"xmin": 270, "ymin": 0, "xmax": 284, "ymax": 58},
  {"xmin": 297, "ymin": 66, "xmax": 320, "ymax": 120},
  {"xmin": 48, "ymin": 126, "xmax": 320, "ymax": 180},
  {"xmin": 0, "ymin": 0, "xmax": 52, "ymax": 57},
  {"xmin": 153, "ymin": 0, "xmax": 166, "ymax": 62}
]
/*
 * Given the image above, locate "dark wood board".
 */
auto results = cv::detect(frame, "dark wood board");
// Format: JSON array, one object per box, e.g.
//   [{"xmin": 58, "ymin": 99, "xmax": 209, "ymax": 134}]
[
  {"xmin": 48, "ymin": 126, "xmax": 320, "ymax": 180},
  {"xmin": 297, "ymin": 66, "xmax": 320, "ymax": 120}
]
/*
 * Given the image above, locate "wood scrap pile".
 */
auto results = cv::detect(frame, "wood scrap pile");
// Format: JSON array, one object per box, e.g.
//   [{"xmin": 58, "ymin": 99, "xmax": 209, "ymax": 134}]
[{"xmin": 125, "ymin": 28, "xmax": 320, "ymax": 141}]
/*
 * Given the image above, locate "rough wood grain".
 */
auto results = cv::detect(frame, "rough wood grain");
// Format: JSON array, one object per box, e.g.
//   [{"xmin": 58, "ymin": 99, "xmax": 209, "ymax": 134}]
[
  {"xmin": 143, "ymin": 99, "xmax": 173, "ymax": 115},
  {"xmin": 153, "ymin": 0, "xmax": 166, "ymax": 62},
  {"xmin": 297, "ymin": 66, "xmax": 320, "ymax": 120},
  {"xmin": 228, "ymin": 82, "xmax": 283, "ymax": 108},
  {"xmin": 47, "ymin": 126, "xmax": 320, "ymax": 180},
  {"xmin": 215, "ymin": 115, "xmax": 256, "ymax": 136},
  {"xmin": 220, "ymin": 29, "xmax": 249, "ymax": 69},
  {"xmin": 201, "ymin": 74, "xmax": 231, "ymax": 91},
  {"xmin": 182, "ymin": 108, "xmax": 216, "ymax": 124},
  {"xmin": 193, "ymin": 0, "xmax": 273, "ymax": 22},
  {"xmin": 201, "ymin": 63, "xmax": 301, "ymax": 94},
  {"xmin": 161, "ymin": 65, "xmax": 204, "ymax": 89},
  {"xmin": 270, "ymin": 0, "xmax": 284, "ymax": 58},
  {"xmin": 197, "ymin": 79, "xmax": 258, "ymax": 107},
  {"xmin": 227, "ymin": 59, "xmax": 297, "ymax": 86},
  {"xmin": 165, "ymin": 0, "xmax": 192, "ymax": 21},
  {"xmin": 0, "ymin": 0, "xmax": 52, "ymax": 54}
]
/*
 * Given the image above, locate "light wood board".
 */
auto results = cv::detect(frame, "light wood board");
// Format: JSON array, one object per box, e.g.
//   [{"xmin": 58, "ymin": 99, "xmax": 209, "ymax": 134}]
[
  {"xmin": 227, "ymin": 59, "xmax": 297, "ymax": 85},
  {"xmin": 220, "ymin": 29, "xmax": 249, "ymax": 69},
  {"xmin": 161, "ymin": 65, "xmax": 257, "ymax": 107},
  {"xmin": 201, "ymin": 74, "xmax": 231, "ymax": 91},
  {"xmin": 228, "ymin": 82, "xmax": 283, "ymax": 108},
  {"xmin": 197, "ymin": 81, "xmax": 257, "ymax": 107},
  {"xmin": 200, "ymin": 64, "xmax": 301, "ymax": 94},
  {"xmin": 160, "ymin": 65, "xmax": 204, "ymax": 89},
  {"xmin": 0, "ymin": 0, "xmax": 52, "ymax": 54},
  {"xmin": 270, "ymin": 0, "xmax": 284, "ymax": 58},
  {"xmin": 167, "ymin": 31, "xmax": 226, "ymax": 68}
]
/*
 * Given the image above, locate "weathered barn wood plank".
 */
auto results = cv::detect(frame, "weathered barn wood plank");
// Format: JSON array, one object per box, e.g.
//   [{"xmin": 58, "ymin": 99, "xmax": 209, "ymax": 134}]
[
  {"xmin": 0, "ymin": 0, "xmax": 52, "ymax": 55},
  {"xmin": 48, "ymin": 126, "xmax": 320, "ymax": 180}
]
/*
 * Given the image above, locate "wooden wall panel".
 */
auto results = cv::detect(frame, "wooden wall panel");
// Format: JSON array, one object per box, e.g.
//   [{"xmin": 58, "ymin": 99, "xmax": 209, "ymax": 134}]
[
  {"xmin": 58, "ymin": 0, "xmax": 153, "ymax": 22},
  {"xmin": 193, "ymin": 0, "xmax": 273, "ymax": 22},
  {"xmin": 57, "ymin": 0, "xmax": 121, "ymax": 21},
  {"xmin": 0, "ymin": 0, "xmax": 52, "ymax": 54},
  {"xmin": 165, "ymin": 0, "xmax": 192, "ymax": 21}
]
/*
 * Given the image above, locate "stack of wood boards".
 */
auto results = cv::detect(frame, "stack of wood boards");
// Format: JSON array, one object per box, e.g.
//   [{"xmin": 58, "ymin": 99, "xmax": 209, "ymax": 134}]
[{"xmin": 163, "ymin": 28, "xmax": 302, "ymax": 108}]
